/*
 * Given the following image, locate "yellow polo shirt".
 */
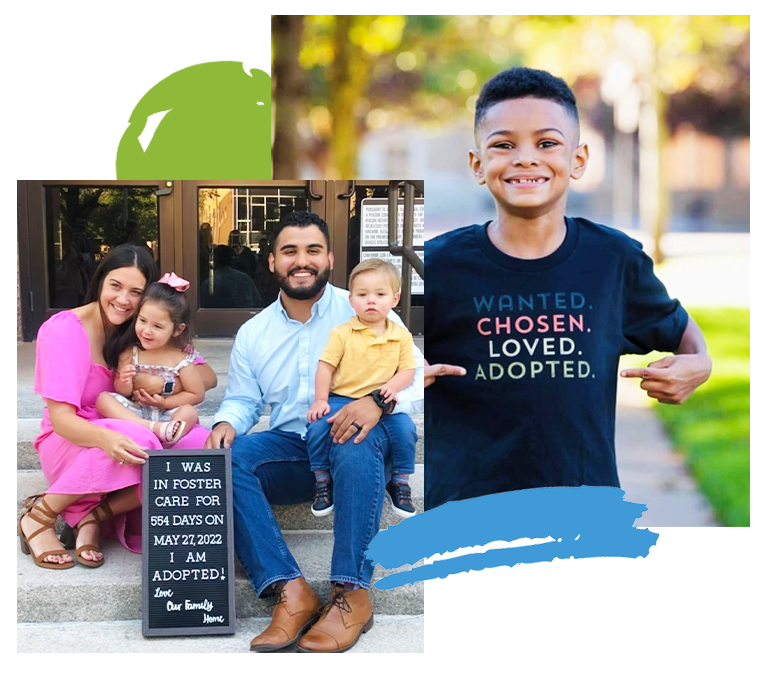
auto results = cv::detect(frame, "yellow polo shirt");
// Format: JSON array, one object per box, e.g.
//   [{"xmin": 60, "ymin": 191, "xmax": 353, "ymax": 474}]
[{"xmin": 319, "ymin": 316, "xmax": 417, "ymax": 398}]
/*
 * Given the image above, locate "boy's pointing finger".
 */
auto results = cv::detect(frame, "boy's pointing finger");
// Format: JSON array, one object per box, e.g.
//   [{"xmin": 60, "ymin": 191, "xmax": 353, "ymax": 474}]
[
  {"xmin": 620, "ymin": 367, "xmax": 655, "ymax": 379},
  {"xmin": 621, "ymin": 366, "xmax": 672, "ymax": 380}
]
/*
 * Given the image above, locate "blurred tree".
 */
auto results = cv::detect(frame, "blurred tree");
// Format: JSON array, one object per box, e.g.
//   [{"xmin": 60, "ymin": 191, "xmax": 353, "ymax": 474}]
[
  {"xmin": 272, "ymin": 15, "xmax": 306, "ymax": 179},
  {"xmin": 278, "ymin": 15, "xmax": 749, "ymax": 255}
]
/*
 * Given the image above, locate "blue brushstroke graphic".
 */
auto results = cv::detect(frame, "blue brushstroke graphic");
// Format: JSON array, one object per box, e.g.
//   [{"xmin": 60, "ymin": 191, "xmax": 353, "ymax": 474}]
[{"xmin": 367, "ymin": 487, "xmax": 658, "ymax": 589}]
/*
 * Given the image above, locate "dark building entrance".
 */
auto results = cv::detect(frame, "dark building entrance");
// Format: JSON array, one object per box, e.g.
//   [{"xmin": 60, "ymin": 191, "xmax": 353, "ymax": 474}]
[{"xmin": 17, "ymin": 180, "xmax": 423, "ymax": 341}]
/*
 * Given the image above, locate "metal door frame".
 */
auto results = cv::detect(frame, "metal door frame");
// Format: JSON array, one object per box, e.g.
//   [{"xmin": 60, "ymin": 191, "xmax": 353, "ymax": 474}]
[{"xmin": 17, "ymin": 179, "xmax": 174, "ymax": 341}]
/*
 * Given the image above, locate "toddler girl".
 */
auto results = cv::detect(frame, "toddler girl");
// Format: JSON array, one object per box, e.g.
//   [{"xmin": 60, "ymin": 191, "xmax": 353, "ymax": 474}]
[{"xmin": 96, "ymin": 272, "xmax": 204, "ymax": 445}]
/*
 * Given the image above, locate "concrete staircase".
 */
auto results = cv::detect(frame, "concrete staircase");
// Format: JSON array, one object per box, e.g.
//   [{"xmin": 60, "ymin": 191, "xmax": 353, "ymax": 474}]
[{"xmin": 17, "ymin": 338, "xmax": 424, "ymax": 653}]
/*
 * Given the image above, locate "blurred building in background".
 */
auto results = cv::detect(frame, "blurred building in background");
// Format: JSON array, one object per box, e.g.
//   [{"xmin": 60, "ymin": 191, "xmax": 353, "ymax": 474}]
[{"xmin": 359, "ymin": 116, "xmax": 749, "ymax": 238}]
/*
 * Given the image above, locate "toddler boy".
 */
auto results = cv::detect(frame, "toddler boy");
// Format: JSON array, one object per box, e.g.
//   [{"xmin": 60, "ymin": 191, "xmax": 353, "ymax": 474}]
[{"xmin": 308, "ymin": 258, "xmax": 418, "ymax": 518}]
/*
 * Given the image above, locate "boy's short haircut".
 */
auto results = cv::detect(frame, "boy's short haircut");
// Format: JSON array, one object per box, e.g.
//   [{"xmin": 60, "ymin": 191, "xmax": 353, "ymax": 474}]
[
  {"xmin": 270, "ymin": 210, "xmax": 331, "ymax": 250},
  {"xmin": 349, "ymin": 258, "xmax": 402, "ymax": 294},
  {"xmin": 474, "ymin": 67, "xmax": 579, "ymax": 133}
]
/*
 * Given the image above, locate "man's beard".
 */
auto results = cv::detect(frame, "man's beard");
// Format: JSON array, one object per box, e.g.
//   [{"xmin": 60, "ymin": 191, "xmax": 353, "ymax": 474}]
[{"xmin": 275, "ymin": 265, "xmax": 331, "ymax": 300}]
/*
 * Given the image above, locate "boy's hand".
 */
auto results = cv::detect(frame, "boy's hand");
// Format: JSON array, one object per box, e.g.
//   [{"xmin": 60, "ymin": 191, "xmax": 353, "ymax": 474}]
[
  {"xmin": 620, "ymin": 354, "xmax": 712, "ymax": 405},
  {"xmin": 424, "ymin": 360, "xmax": 467, "ymax": 387},
  {"xmin": 379, "ymin": 384, "xmax": 399, "ymax": 404},
  {"xmin": 307, "ymin": 400, "xmax": 331, "ymax": 422},
  {"xmin": 117, "ymin": 364, "xmax": 136, "ymax": 384}
]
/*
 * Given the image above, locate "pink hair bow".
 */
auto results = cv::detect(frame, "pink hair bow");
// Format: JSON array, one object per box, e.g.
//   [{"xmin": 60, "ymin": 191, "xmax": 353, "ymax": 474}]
[{"xmin": 158, "ymin": 272, "xmax": 190, "ymax": 292}]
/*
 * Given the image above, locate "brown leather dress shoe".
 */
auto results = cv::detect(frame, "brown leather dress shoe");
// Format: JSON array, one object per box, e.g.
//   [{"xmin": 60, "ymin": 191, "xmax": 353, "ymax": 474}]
[
  {"xmin": 249, "ymin": 577, "xmax": 323, "ymax": 652},
  {"xmin": 297, "ymin": 586, "xmax": 374, "ymax": 653}
]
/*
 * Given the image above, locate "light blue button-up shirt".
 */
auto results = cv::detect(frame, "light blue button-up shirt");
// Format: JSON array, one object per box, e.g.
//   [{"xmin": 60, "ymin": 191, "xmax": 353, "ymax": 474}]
[{"xmin": 213, "ymin": 284, "xmax": 424, "ymax": 438}]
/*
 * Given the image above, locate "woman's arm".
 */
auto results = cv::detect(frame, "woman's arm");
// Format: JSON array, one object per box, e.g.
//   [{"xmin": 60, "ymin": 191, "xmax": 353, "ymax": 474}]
[
  {"xmin": 196, "ymin": 362, "xmax": 217, "ymax": 391},
  {"xmin": 47, "ymin": 399, "xmax": 148, "ymax": 464}
]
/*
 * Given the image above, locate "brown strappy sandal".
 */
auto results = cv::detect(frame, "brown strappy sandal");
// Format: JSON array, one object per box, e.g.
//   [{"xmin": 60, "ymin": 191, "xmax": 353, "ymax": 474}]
[
  {"xmin": 60, "ymin": 501, "xmax": 114, "ymax": 568},
  {"xmin": 18, "ymin": 493, "xmax": 75, "ymax": 570}
]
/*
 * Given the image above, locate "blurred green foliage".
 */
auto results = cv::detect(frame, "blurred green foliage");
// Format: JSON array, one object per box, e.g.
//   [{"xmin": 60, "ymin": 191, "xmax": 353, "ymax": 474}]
[
  {"xmin": 278, "ymin": 15, "xmax": 749, "ymax": 176},
  {"xmin": 623, "ymin": 307, "xmax": 750, "ymax": 527},
  {"xmin": 656, "ymin": 307, "xmax": 750, "ymax": 527}
]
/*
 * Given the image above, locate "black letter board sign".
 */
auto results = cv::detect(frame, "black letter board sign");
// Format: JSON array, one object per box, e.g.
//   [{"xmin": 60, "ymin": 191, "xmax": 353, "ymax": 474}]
[{"xmin": 142, "ymin": 449, "xmax": 235, "ymax": 637}]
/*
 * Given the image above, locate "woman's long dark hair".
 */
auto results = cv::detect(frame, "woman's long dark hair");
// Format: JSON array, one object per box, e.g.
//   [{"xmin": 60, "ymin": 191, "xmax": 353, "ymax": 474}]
[
  {"xmin": 84, "ymin": 244, "xmax": 159, "ymax": 368},
  {"xmin": 113, "ymin": 281, "xmax": 193, "ymax": 360}
]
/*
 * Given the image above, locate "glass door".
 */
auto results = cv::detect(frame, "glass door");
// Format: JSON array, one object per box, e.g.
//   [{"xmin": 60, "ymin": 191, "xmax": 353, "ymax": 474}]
[
  {"xmin": 18, "ymin": 180, "xmax": 175, "ymax": 341},
  {"xmin": 181, "ymin": 181, "xmax": 329, "ymax": 337}
]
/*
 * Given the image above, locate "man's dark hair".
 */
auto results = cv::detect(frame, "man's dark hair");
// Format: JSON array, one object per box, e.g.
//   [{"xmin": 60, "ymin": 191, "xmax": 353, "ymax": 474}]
[
  {"xmin": 474, "ymin": 67, "xmax": 579, "ymax": 132},
  {"xmin": 269, "ymin": 211, "xmax": 331, "ymax": 250}
]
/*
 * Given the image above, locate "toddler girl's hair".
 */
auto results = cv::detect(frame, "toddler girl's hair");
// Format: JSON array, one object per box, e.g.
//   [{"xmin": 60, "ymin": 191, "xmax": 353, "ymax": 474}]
[
  {"xmin": 112, "ymin": 280, "xmax": 193, "ymax": 359},
  {"xmin": 349, "ymin": 258, "xmax": 402, "ymax": 294}
]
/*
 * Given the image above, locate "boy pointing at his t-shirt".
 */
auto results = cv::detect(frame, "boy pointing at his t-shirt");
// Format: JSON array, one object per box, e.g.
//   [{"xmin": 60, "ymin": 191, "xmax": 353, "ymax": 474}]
[{"xmin": 424, "ymin": 67, "xmax": 712, "ymax": 510}]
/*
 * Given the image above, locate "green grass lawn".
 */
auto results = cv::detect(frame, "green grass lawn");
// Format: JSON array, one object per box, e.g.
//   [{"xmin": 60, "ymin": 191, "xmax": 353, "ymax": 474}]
[{"xmin": 624, "ymin": 308, "xmax": 750, "ymax": 526}]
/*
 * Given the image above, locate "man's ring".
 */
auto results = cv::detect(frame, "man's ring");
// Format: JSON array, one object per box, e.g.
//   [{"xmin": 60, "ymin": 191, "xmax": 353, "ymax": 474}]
[{"xmin": 351, "ymin": 421, "xmax": 363, "ymax": 432}]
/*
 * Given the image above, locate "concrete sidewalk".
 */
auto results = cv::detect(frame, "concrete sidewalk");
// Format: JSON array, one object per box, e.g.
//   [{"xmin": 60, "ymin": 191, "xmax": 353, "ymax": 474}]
[{"xmin": 615, "ymin": 362, "xmax": 718, "ymax": 527}]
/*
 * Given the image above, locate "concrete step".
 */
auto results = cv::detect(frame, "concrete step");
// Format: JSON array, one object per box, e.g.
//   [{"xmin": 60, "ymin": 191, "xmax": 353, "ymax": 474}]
[
  {"xmin": 17, "ymin": 464, "xmax": 425, "ymax": 531},
  {"xmin": 17, "ymin": 414, "xmax": 425, "ymax": 469},
  {"xmin": 17, "ymin": 614, "xmax": 424, "ymax": 653},
  {"xmin": 17, "ymin": 532, "xmax": 423, "ymax": 623}
]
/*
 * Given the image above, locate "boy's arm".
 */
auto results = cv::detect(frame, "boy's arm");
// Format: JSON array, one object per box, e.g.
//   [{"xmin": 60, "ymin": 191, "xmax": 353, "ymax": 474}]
[
  {"xmin": 376, "ymin": 316, "xmax": 424, "ymax": 415},
  {"xmin": 308, "ymin": 360, "xmax": 336, "ymax": 422},
  {"xmin": 620, "ymin": 315, "xmax": 712, "ymax": 404},
  {"xmin": 379, "ymin": 369, "xmax": 415, "ymax": 403},
  {"xmin": 314, "ymin": 360, "xmax": 336, "ymax": 403}
]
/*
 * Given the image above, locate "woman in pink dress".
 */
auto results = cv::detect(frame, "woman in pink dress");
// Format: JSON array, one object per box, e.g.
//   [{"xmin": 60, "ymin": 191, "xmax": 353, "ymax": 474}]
[{"xmin": 18, "ymin": 245, "xmax": 214, "ymax": 569}]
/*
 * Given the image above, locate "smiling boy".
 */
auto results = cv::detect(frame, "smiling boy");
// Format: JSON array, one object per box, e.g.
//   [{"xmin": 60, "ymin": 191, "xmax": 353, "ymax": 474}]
[{"xmin": 424, "ymin": 67, "xmax": 712, "ymax": 510}]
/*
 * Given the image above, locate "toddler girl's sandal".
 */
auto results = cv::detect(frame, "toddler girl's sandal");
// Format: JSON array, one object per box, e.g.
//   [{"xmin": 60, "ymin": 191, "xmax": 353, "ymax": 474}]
[{"xmin": 150, "ymin": 420, "xmax": 186, "ymax": 446}]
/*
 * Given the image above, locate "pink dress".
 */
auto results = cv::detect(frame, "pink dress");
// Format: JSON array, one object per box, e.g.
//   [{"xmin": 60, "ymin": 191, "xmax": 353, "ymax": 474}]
[{"xmin": 34, "ymin": 311, "xmax": 212, "ymax": 552}]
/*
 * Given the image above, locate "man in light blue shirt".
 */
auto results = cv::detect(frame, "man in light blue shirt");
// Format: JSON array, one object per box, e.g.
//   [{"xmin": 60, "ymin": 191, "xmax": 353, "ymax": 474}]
[{"xmin": 205, "ymin": 212, "xmax": 423, "ymax": 653}]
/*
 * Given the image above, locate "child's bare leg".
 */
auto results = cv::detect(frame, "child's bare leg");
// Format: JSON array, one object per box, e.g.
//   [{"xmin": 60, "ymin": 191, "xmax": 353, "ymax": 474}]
[
  {"xmin": 96, "ymin": 392, "xmax": 152, "ymax": 429},
  {"xmin": 170, "ymin": 405, "xmax": 198, "ymax": 440}
]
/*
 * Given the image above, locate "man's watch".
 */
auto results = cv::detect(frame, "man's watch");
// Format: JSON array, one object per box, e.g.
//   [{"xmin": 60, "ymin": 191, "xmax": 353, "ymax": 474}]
[{"xmin": 369, "ymin": 389, "xmax": 395, "ymax": 414}]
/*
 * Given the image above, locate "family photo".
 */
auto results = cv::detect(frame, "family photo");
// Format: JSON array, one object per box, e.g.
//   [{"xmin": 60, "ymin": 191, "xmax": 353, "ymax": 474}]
[{"xmin": 17, "ymin": 180, "xmax": 425, "ymax": 653}]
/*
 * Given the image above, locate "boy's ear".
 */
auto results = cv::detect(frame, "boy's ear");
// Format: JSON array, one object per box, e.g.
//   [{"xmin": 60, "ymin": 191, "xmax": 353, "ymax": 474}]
[
  {"xmin": 570, "ymin": 142, "xmax": 589, "ymax": 180},
  {"xmin": 174, "ymin": 323, "xmax": 186, "ymax": 338},
  {"xmin": 392, "ymin": 290, "xmax": 401, "ymax": 308},
  {"xmin": 468, "ymin": 149, "xmax": 486, "ymax": 185}
]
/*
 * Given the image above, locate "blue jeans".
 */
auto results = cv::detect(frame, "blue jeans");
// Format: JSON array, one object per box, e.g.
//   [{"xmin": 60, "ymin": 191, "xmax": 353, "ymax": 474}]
[
  {"xmin": 231, "ymin": 424, "xmax": 396, "ymax": 596},
  {"xmin": 307, "ymin": 394, "xmax": 417, "ymax": 476}
]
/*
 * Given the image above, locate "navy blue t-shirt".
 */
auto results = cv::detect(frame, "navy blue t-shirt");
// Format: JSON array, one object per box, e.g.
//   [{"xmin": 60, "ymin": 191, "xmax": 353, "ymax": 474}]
[{"xmin": 424, "ymin": 217, "xmax": 689, "ymax": 510}]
